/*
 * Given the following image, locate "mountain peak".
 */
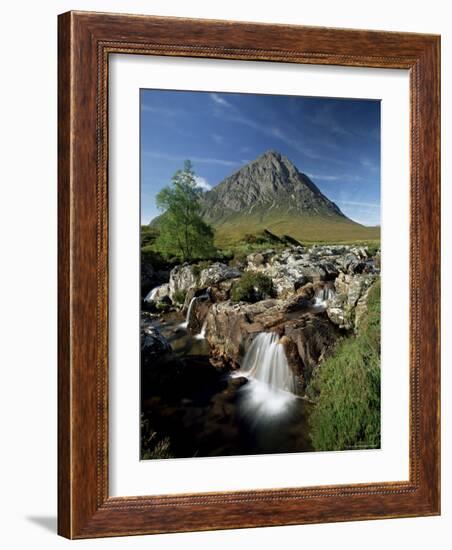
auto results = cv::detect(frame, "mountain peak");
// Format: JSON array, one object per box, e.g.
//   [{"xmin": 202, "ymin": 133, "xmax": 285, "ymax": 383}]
[
  {"xmin": 260, "ymin": 149, "xmax": 282, "ymax": 160},
  {"xmin": 200, "ymin": 151, "xmax": 347, "ymax": 225},
  {"xmin": 254, "ymin": 149, "xmax": 290, "ymax": 167}
]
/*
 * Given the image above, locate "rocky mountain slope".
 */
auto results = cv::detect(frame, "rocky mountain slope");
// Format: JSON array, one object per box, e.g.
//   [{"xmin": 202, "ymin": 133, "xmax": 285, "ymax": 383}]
[{"xmin": 200, "ymin": 150, "xmax": 346, "ymax": 223}]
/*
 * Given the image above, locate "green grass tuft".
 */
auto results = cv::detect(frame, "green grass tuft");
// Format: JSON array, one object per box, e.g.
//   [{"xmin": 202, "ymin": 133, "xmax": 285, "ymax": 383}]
[
  {"xmin": 308, "ymin": 280, "xmax": 381, "ymax": 451},
  {"xmin": 231, "ymin": 271, "xmax": 275, "ymax": 303},
  {"xmin": 172, "ymin": 290, "xmax": 187, "ymax": 305}
]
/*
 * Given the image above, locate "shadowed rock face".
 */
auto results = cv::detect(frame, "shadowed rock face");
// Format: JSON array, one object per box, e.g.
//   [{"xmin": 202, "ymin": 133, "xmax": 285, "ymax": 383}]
[{"xmin": 199, "ymin": 150, "xmax": 347, "ymax": 224}]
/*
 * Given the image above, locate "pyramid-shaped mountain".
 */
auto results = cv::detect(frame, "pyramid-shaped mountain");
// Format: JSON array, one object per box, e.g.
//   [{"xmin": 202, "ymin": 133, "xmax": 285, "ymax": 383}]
[
  {"xmin": 198, "ymin": 151, "xmax": 378, "ymax": 244},
  {"xmin": 200, "ymin": 150, "xmax": 345, "ymax": 224}
]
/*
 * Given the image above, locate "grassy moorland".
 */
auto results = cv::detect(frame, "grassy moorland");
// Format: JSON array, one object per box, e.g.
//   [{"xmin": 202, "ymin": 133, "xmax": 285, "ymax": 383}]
[
  {"xmin": 211, "ymin": 210, "xmax": 380, "ymax": 248},
  {"xmin": 141, "ymin": 224, "xmax": 380, "ymax": 270}
]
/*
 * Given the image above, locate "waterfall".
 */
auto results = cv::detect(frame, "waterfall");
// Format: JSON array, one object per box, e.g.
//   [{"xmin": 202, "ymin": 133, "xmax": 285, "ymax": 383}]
[
  {"xmin": 179, "ymin": 296, "xmax": 197, "ymax": 329},
  {"xmin": 235, "ymin": 332, "xmax": 297, "ymax": 417},
  {"xmin": 313, "ymin": 285, "xmax": 335, "ymax": 307},
  {"xmin": 194, "ymin": 320, "xmax": 207, "ymax": 340},
  {"xmin": 240, "ymin": 333, "xmax": 296, "ymax": 394}
]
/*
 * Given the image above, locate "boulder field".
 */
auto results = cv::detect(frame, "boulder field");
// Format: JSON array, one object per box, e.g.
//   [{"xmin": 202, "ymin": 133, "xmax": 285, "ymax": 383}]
[{"xmin": 143, "ymin": 244, "xmax": 380, "ymax": 391}]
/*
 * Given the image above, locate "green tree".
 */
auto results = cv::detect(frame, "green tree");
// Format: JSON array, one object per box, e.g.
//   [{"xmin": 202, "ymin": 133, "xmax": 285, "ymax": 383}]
[{"xmin": 155, "ymin": 161, "xmax": 215, "ymax": 260}]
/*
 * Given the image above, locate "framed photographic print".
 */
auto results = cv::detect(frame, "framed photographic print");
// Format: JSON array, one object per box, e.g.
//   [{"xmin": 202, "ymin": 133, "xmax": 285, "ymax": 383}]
[{"xmin": 58, "ymin": 11, "xmax": 440, "ymax": 538}]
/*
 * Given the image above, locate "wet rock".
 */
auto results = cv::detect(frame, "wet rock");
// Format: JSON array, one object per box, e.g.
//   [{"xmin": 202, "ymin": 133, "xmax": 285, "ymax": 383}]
[
  {"xmin": 141, "ymin": 262, "xmax": 155, "ymax": 294},
  {"xmin": 185, "ymin": 294, "xmax": 212, "ymax": 332},
  {"xmin": 144, "ymin": 283, "xmax": 171, "ymax": 304},
  {"xmin": 283, "ymin": 314, "xmax": 339, "ymax": 381},
  {"xmin": 209, "ymin": 278, "xmax": 240, "ymax": 302},
  {"xmin": 141, "ymin": 322, "xmax": 172, "ymax": 358},
  {"xmin": 141, "ymin": 262, "xmax": 170, "ymax": 296},
  {"xmin": 318, "ymin": 261, "xmax": 339, "ymax": 280}
]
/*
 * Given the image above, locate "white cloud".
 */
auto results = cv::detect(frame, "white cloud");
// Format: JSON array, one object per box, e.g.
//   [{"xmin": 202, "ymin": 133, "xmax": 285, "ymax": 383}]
[
  {"xmin": 307, "ymin": 173, "xmax": 368, "ymax": 183},
  {"xmin": 360, "ymin": 158, "xmax": 379, "ymax": 172},
  {"xmin": 141, "ymin": 104, "xmax": 184, "ymax": 117},
  {"xmin": 307, "ymin": 173, "xmax": 341, "ymax": 182},
  {"xmin": 143, "ymin": 150, "xmax": 239, "ymax": 167},
  {"xmin": 337, "ymin": 200, "xmax": 381, "ymax": 226},
  {"xmin": 194, "ymin": 176, "xmax": 212, "ymax": 191},
  {"xmin": 210, "ymin": 93, "xmax": 233, "ymax": 108},
  {"xmin": 339, "ymin": 200, "xmax": 380, "ymax": 209},
  {"xmin": 218, "ymin": 112, "xmax": 348, "ymax": 166}
]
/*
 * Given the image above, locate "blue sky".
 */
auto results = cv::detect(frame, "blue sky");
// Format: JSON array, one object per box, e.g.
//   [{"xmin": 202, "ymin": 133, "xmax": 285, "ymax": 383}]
[{"xmin": 141, "ymin": 90, "xmax": 380, "ymax": 226}]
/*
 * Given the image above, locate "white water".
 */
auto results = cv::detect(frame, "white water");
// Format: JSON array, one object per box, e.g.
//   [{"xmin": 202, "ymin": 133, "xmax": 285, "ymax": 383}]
[
  {"xmin": 178, "ymin": 296, "xmax": 197, "ymax": 329},
  {"xmin": 144, "ymin": 286, "xmax": 160, "ymax": 303},
  {"xmin": 234, "ymin": 333, "xmax": 298, "ymax": 417},
  {"xmin": 194, "ymin": 321, "xmax": 207, "ymax": 340},
  {"xmin": 313, "ymin": 286, "xmax": 335, "ymax": 307},
  {"xmin": 239, "ymin": 333, "xmax": 297, "ymax": 393}
]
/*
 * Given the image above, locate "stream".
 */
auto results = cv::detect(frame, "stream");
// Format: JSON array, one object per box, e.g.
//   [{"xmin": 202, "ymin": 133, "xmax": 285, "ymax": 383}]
[{"xmin": 141, "ymin": 312, "xmax": 313, "ymax": 459}]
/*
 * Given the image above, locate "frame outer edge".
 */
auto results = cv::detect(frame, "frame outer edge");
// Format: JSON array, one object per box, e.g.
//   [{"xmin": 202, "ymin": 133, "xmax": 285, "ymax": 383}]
[
  {"xmin": 57, "ymin": 11, "xmax": 441, "ymax": 538},
  {"xmin": 424, "ymin": 36, "xmax": 441, "ymax": 515},
  {"xmin": 57, "ymin": 11, "xmax": 73, "ymax": 539}
]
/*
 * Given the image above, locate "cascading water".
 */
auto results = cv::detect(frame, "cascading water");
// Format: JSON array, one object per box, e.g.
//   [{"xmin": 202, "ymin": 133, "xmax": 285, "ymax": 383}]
[
  {"xmin": 313, "ymin": 285, "xmax": 335, "ymax": 308},
  {"xmin": 179, "ymin": 296, "xmax": 197, "ymax": 329},
  {"xmin": 240, "ymin": 333, "xmax": 296, "ymax": 393},
  {"xmin": 194, "ymin": 320, "xmax": 207, "ymax": 340},
  {"xmin": 235, "ymin": 332, "xmax": 297, "ymax": 417},
  {"xmin": 180, "ymin": 291, "xmax": 210, "ymax": 332},
  {"xmin": 144, "ymin": 286, "xmax": 160, "ymax": 303}
]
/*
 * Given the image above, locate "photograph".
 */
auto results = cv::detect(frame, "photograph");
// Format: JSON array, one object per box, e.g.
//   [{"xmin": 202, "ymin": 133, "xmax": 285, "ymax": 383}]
[{"xmin": 140, "ymin": 90, "xmax": 381, "ymax": 459}]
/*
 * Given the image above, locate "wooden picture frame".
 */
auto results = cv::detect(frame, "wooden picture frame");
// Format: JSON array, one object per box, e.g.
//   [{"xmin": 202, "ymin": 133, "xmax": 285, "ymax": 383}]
[{"xmin": 58, "ymin": 11, "xmax": 440, "ymax": 539}]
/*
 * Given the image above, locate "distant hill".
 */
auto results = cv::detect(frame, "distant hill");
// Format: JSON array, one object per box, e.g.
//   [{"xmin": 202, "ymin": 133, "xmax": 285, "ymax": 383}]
[{"xmin": 152, "ymin": 150, "xmax": 380, "ymax": 245}]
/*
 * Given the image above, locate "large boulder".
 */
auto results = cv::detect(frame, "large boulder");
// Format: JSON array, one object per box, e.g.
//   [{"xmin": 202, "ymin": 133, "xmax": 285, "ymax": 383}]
[
  {"xmin": 205, "ymin": 300, "xmax": 280, "ymax": 365},
  {"xmin": 169, "ymin": 262, "xmax": 242, "ymax": 303},
  {"xmin": 144, "ymin": 283, "xmax": 171, "ymax": 304},
  {"xmin": 141, "ymin": 261, "xmax": 171, "ymax": 296},
  {"xmin": 246, "ymin": 249, "xmax": 276, "ymax": 269},
  {"xmin": 281, "ymin": 314, "xmax": 339, "ymax": 382},
  {"xmin": 185, "ymin": 293, "xmax": 212, "ymax": 332},
  {"xmin": 141, "ymin": 262, "xmax": 155, "ymax": 294},
  {"xmin": 168, "ymin": 264, "xmax": 198, "ymax": 301},
  {"xmin": 140, "ymin": 320, "xmax": 200, "ymax": 402},
  {"xmin": 326, "ymin": 273, "xmax": 378, "ymax": 330},
  {"xmin": 141, "ymin": 321, "xmax": 172, "ymax": 359},
  {"xmin": 199, "ymin": 262, "xmax": 242, "ymax": 287}
]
